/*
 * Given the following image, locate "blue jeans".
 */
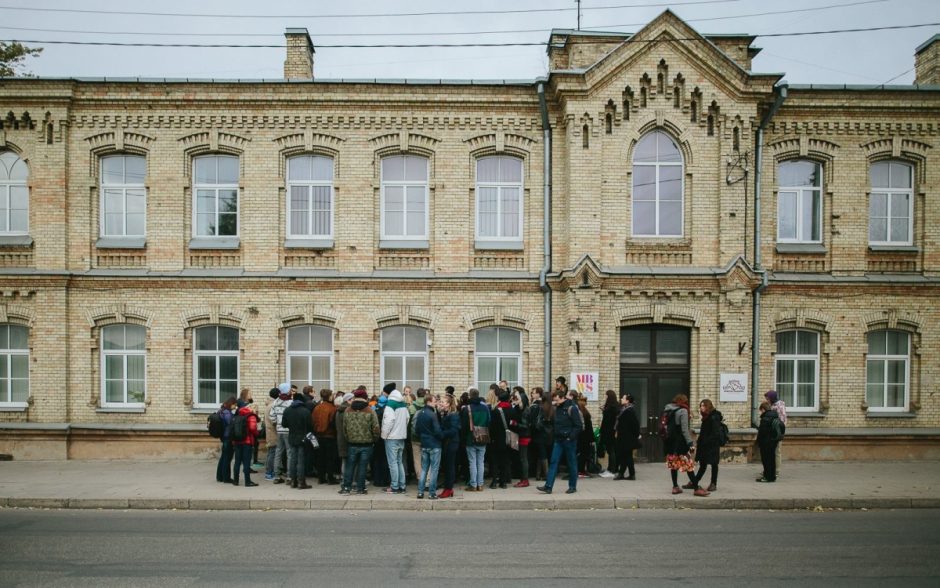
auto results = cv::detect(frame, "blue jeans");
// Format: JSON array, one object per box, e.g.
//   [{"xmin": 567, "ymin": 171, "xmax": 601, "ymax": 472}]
[
  {"xmin": 216, "ymin": 439, "xmax": 233, "ymax": 482},
  {"xmin": 287, "ymin": 443, "xmax": 305, "ymax": 482},
  {"xmin": 275, "ymin": 433, "xmax": 289, "ymax": 478},
  {"xmin": 418, "ymin": 447, "xmax": 442, "ymax": 496},
  {"xmin": 544, "ymin": 438, "xmax": 579, "ymax": 491},
  {"xmin": 466, "ymin": 444, "xmax": 486, "ymax": 488},
  {"xmin": 265, "ymin": 442, "xmax": 277, "ymax": 477},
  {"xmin": 232, "ymin": 443, "xmax": 253, "ymax": 485},
  {"xmin": 344, "ymin": 445, "xmax": 373, "ymax": 491},
  {"xmin": 385, "ymin": 438, "xmax": 406, "ymax": 490}
]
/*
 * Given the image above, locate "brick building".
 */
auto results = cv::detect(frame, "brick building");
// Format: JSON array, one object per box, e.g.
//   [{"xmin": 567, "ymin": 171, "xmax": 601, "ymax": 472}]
[{"xmin": 0, "ymin": 11, "xmax": 937, "ymax": 460}]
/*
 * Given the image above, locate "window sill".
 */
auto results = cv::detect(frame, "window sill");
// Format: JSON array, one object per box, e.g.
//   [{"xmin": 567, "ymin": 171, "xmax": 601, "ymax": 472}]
[
  {"xmin": 475, "ymin": 239, "xmax": 523, "ymax": 251},
  {"xmin": 786, "ymin": 411, "xmax": 826, "ymax": 418},
  {"xmin": 0, "ymin": 403, "xmax": 28, "ymax": 412},
  {"xmin": 0, "ymin": 235, "xmax": 33, "ymax": 248},
  {"xmin": 96, "ymin": 406, "xmax": 146, "ymax": 414},
  {"xmin": 379, "ymin": 240, "xmax": 429, "ymax": 250},
  {"xmin": 285, "ymin": 238, "xmax": 334, "ymax": 250},
  {"xmin": 775, "ymin": 243, "xmax": 827, "ymax": 254},
  {"xmin": 866, "ymin": 410, "xmax": 916, "ymax": 418},
  {"xmin": 868, "ymin": 245, "xmax": 919, "ymax": 254},
  {"xmin": 189, "ymin": 237, "xmax": 240, "ymax": 250},
  {"xmin": 96, "ymin": 237, "xmax": 146, "ymax": 250}
]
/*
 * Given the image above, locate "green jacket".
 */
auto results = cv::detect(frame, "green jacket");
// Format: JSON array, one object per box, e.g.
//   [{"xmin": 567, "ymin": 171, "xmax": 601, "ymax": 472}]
[{"xmin": 343, "ymin": 400, "xmax": 379, "ymax": 445}]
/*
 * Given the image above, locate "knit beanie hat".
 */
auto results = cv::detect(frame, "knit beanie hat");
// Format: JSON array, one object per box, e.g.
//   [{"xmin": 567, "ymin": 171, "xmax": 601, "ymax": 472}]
[
  {"xmin": 353, "ymin": 389, "xmax": 368, "ymax": 400},
  {"xmin": 382, "ymin": 382, "xmax": 396, "ymax": 394},
  {"xmin": 765, "ymin": 390, "xmax": 778, "ymax": 403}
]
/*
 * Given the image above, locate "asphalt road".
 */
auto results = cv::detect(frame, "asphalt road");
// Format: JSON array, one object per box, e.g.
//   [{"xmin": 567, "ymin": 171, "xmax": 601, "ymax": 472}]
[{"xmin": 0, "ymin": 509, "xmax": 938, "ymax": 587}]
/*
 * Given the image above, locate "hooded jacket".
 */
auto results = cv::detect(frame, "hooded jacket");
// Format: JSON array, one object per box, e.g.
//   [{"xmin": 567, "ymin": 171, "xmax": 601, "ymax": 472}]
[
  {"xmin": 663, "ymin": 402, "xmax": 693, "ymax": 455},
  {"xmin": 281, "ymin": 399, "xmax": 312, "ymax": 446},
  {"xmin": 553, "ymin": 398, "xmax": 584, "ymax": 442},
  {"xmin": 695, "ymin": 409, "xmax": 724, "ymax": 464},
  {"xmin": 270, "ymin": 396, "xmax": 292, "ymax": 435},
  {"xmin": 343, "ymin": 399, "xmax": 380, "ymax": 445},
  {"xmin": 460, "ymin": 397, "xmax": 492, "ymax": 446},
  {"xmin": 414, "ymin": 404, "xmax": 444, "ymax": 450},
  {"xmin": 757, "ymin": 409, "xmax": 785, "ymax": 445},
  {"xmin": 381, "ymin": 390, "xmax": 410, "ymax": 440},
  {"xmin": 232, "ymin": 406, "xmax": 258, "ymax": 446}
]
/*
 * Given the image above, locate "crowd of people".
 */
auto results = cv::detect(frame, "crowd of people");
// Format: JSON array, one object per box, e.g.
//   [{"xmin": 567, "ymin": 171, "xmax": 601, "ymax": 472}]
[{"xmin": 212, "ymin": 378, "xmax": 787, "ymax": 497}]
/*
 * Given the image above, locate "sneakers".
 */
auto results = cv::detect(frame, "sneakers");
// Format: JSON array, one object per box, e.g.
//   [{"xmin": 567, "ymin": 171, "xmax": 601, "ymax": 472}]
[
  {"xmin": 513, "ymin": 480, "xmax": 529, "ymax": 488},
  {"xmin": 672, "ymin": 486, "xmax": 683, "ymax": 494},
  {"xmin": 693, "ymin": 488, "xmax": 710, "ymax": 497},
  {"xmin": 756, "ymin": 477, "xmax": 775, "ymax": 483},
  {"xmin": 297, "ymin": 482, "xmax": 311, "ymax": 490},
  {"xmin": 355, "ymin": 489, "xmax": 368, "ymax": 495},
  {"xmin": 537, "ymin": 486, "xmax": 552, "ymax": 494},
  {"xmin": 565, "ymin": 488, "xmax": 577, "ymax": 494},
  {"xmin": 245, "ymin": 481, "xmax": 259, "ymax": 487},
  {"xmin": 272, "ymin": 478, "xmax": 285, "ymax": 484},
  {"xmin": 428, "ymin": 493, "xmax": 438, "ymax": 500},
  {"xmin": 707, "ymin": 483, "xmax": 717, "ymax": 492},
  {"xmin": 384, "ymin": 487, "xmax": 396, "ymax": 494},
  {"xmin": 338, "ymin": 487, "xmax": 351, "ymax": 495},
  {"xmin": 464, "ymin": 485, "xmax": 475, "ymax": 492},
  {"xmin": 264, "ymin": 473, "xmax": 274, "ymax": 481}
]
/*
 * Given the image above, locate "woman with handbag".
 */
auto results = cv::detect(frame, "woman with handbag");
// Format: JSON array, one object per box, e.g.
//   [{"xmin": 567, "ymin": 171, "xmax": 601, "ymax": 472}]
[
  {"xmin": 663, "ymin": 393, "xmax": 697, "ymax": 494},
  {"xmin": 489, "ymin": 391, "xmax": 514, "ymax": 489},
  {"xmin": 460, "ymin": 388, "xmax": 491, "ymax": 492},
  {"xmin": 510, "ymin": 386, "xmax": 531, "ymax": 487}
]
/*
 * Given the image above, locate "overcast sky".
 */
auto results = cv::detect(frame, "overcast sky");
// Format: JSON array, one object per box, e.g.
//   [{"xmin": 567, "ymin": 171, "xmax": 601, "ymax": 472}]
[{"xmin": 3, "ymin": 0, "xmax": 939, "ymax": 84}]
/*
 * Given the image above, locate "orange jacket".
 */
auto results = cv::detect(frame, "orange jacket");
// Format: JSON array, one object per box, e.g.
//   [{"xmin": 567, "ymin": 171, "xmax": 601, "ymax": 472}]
[{"xmin": 312, "ymin": 402, "xmax": 337, "ymax": 438}]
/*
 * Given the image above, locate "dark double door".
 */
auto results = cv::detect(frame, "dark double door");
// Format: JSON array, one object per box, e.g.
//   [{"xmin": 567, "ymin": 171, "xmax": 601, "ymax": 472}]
[{"xmin": 618, "ymin": 325, "xmax": 691, "ymax": 461}]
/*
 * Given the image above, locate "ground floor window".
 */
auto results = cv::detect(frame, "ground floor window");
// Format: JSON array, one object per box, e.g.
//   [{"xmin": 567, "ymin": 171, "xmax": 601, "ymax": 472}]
[
  {"xmin": 0, "ymin": 324, "xmax": 28, "ymax": 405},
  {"xmin": 775, "ymin": 329, "xmax": 819, "ymax": 411},
  {"xmin": 381, "ymin": 326, "xmax": 427, "ymax": 392},
  {"xmin": 866, "ymin": 329, "xmax": 909, "ymax": 411},
  {"xmin": 101, "ymin": 324, "xmax": 146, "ymax": 407},
  {"xmin": 287, "ymin": 324, "xmax": 333, "ymax": 391},
  {"xmin": 475, "ymin": 327, "xmax": 521, "ymax": 391},
  {"xmin": 194, "ymin": 325, "xmax": 239, "ymax": 408}
]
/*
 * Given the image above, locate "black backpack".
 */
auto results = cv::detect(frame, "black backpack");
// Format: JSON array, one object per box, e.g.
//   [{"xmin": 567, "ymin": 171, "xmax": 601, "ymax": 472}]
[
  {"xmin": 207, "ymin": 411, "xmax": 225, "ymax": 439},
  {"xmin": 230, "ymin": 413, "xmax": 249, "ymax": 442},
  {"xmin": 717, "ymin": 419, "xmax": 730, "ymax": 447}
]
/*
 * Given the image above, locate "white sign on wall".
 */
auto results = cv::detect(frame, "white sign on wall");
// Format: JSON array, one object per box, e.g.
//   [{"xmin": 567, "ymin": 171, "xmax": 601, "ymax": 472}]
[
  {"xmin": 570, "ymin": 372, "xmax": 599, "ymax": 401},
  {"xmin": 719, "ymin": 373, "xmax": 749, "ymax": 403}
]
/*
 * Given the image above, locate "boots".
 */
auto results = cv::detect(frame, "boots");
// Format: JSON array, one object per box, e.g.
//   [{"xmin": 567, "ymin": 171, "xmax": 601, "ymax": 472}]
[{"xmin": 513, "ymin": 479, "xmax": 529, "ymax": 488}]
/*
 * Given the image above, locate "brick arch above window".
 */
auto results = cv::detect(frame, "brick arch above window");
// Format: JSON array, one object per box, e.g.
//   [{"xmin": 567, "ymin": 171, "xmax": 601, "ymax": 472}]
[
  {"xmin": 768, "ymin": 137, "xmax": 840, "ymax": 187},
  {"xmin": 861, "ymin": 309, "xmax": 922, "ymax": 335},
  {"xmin": 178, "ymin": 131, "xmax": 249, "ymax": 178},
  {"xmin": 464, "ymin": 131, "xmax": 535, "ymax": 161},
  {"xmin": 274, "ymin": 131, "xmax": 344, "ymax": 179},
  {"xmin": 861, "ymin": 137, "xmax": 930, "ymax": 186},
  {"xmin": 373, "ymin": 305, "xmax": 434, "ymax": 331},
  {"xmin": 180, "ymin": 305, "xmax": 249, "ymax": 331},
  {"xmin": 85, "ymin": 304, "xmax": 153, "ymax": 329},
  {"xmin": 772, "ymin": 309, "xmax": 832, "ymax": 334},
  {"xmin": 369, "ymin": 131, "xmax": 440, "ymax": 157},
  {"xmin": 279, "ymin": 305, "xmax": 342, "ymax": 330},
  {"xmin": 616, "ymin": 303, "xmax": 702, "ymax": 329},
  {"xmin": 626, "ymin": 119, "xmax": 694, "ymax": 167},
  {"xmin": 0, "ymin": 303, "xmax": 34, "ymax": 327},
  {"xmin": 84, "ymin": 130, "xmax": 154, "ymax": 178},
  {"xmin": 462, "ymin": 307, "xmax": 530, "ymax": 333}
]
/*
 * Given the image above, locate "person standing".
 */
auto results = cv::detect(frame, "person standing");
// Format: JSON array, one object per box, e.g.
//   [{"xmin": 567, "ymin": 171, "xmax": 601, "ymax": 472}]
[
  {"xmin": 340, "ymin": 387, "xmax": 379, "ymax": 495},
  {"xmin": 312, "ymin": 389, "xmax": 339, "ymax": 485},
  {"xmin": 335, "ymin": 392, "xmax": 352, "ymax": 479},
  {"xmin": 269, "ymin": 383, "xmax": 293, "ymax": 485},
  {"xmin": 438, "ymin": 393, "xmax": 460, "ymax": 498},
  {"xmin": 263, "ymin": 387, "xmax": 280, "ymax": 481},
  {"xmin": 372, "ymin": 391, "xmax": 391, "ymax": 489},
  {"xmin": 215, "ymin": 396, "xmax": 237, "ymax": 483},
  {"xmin": 614, "ymin": 393, "xmax": 640, "ymax": 481},
  {"xmin": 460, "ymin": 387, "xmax": 491, "ymax": 492},
  {"xmin": 281, "ymin": 389, "xmax": 312, "ymax": 489},
  {"xmin": 489, "ymin": 391, "xmax": 513, "ymax": 489},
  {"xmin": 599, "ymin": 389, "xmax": 620, "ymax": 475},
  {"xmin": 409, "ymin": 387, "xmax": 427, "ymax": 485},
  {"xmin": 538, "ymin": 389, "xmax": 584, "ymax": 495},
  {"xmin": 663, "ymin": 393, "xmax": 697, "ymax": 494},
  {"xmin": 415, "ymin": 394, "xmax": 444, "ymax": 499},
  {"xmin": 510, "ymin": 387, "xmax": 531, "ymax": 488},
  {"xmin": 528, "ymin": 387, "xmax": 553, "ymax": 481},
  {"xmin": 381, "ymin": 386, "xmax": 410, "ymax": 494},
  {"xmin": 576, "ymin": 395, "xmax": 595, "ymax": 478},
  {"xmin": 757, "ymin": 400, "xmax": 785, "ymax": 483},
  {"xmin": 231, "ymin": 400, "xmax": 259, "ymax": 487},
  {"xmin": 686, "ymin": 398, "xmax": 723, "ymax": 495},
  {"xmin": 765, "ymin": 390, "xmax": 787, "ymax": 477}
]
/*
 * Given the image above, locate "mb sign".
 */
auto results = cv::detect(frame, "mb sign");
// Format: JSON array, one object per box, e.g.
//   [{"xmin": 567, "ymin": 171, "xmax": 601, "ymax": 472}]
[{"xmin": 570, "ymin": 372, "xmax": 599, "ymax": 401}]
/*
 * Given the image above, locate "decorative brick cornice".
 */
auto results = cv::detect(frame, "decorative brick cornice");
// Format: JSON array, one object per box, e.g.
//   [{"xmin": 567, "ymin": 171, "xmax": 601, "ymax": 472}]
[
  {"xmin": 278, "ymin": 305, "xmax": 342, "ymax": 329},
  {"xmin": 372, "ymin": 305, "xmax": 434, "ymax": 330},
  {"xmin": 85, "ymin": 304, "xmax": 153, "ymax": 328},
  {"xmin": 616, "ymin": 303, "xmax": 702, "ymax": 328},
  {"xmin": 461, "ymin": 307, "xmax": 531, "ymax": 332},
  {"xmin": 0, "ymin": 303, "xmax": 34, "ymax": 326},
  {"xmin": 180, "ymin": 305, "xmax": 249, "ymax": 330}
]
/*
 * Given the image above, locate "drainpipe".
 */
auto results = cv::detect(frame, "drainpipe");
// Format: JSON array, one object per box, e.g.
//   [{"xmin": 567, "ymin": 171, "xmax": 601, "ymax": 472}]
[
  {"xmin": 537, "ymin": 81, "xmax": 553, "ymax": 392},
  {"xmin": 751, "ymin": 82, "xmax": 787, "ymax": 427}
]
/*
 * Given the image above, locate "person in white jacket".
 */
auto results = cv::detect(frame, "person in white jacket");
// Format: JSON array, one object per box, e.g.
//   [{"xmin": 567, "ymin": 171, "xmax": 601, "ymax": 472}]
[
  {"xmin": 381, "ymin": 386, "xmax": 410, "ymax": 494},
  {"xmin": 269, "ymin": 382, "xmax": 293, "ymax": 484}
]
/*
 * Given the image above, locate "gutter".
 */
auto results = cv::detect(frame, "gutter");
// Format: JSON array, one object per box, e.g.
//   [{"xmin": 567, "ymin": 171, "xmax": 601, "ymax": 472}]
[
  {"xmin": 537, "ymin": 81, "xmax": 553, "ymax": 392},
  {"xmin": 751, "ymin": 82, "xmax": 787, "ymax": 427}
]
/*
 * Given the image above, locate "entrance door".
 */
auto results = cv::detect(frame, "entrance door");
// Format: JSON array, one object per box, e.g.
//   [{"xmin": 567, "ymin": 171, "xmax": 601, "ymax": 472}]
[{"xmin": 619, "ymin": 325, "xmax": 691, "ymax": 461}]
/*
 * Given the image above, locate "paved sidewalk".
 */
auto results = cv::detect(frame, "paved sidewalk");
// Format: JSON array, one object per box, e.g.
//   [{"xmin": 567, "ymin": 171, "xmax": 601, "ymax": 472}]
[{"xmin": 0, "ymin": 459, "xmax": 937, "ymax": 511}]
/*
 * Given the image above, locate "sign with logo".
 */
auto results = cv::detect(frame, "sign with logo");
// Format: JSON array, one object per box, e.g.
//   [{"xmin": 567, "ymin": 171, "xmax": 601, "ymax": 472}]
[
  {"xmin": 570, "ymin": 372, "xmax": 599, "ymax": 401},
  {"xmin": 719, "ymin": 373, "xmax": 748, "ymax": 402}
]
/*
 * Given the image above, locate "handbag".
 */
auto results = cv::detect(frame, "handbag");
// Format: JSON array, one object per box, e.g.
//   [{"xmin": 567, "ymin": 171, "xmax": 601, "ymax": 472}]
[
  {"xmin": 467, "ymin": 407, "xmax": 490, "ymax": 444},
  {"xmin": 497, "ymin": 408, "xmax": 519, "ymax": 450}
]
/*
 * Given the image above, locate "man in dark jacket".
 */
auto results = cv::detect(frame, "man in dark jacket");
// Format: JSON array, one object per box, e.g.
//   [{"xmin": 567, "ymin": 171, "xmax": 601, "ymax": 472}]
[
  {"xmin": 538, "ymin": 389, "xmax": 584, "ymax": 495},
  {"xmin": 281, "ymin": 391, "xmax": 312, "ymax": 489},
  {"xmin": 756, "ymin": 401, "xmax": 784, "ymax": 483},
  {"xmin": 414, "ymin": 394, "xmax": 443, "ymax": 499}
]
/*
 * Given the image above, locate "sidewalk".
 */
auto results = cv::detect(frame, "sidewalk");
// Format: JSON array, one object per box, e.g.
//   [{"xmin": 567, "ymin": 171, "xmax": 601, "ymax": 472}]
[{"xmin": 0, "ymin": 459, "xmax": 937, "ymax": 511}]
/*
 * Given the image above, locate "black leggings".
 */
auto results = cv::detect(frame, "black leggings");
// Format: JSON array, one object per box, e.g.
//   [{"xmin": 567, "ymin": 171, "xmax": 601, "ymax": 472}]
[
  {"xmin": 693, "ymin": 462, "xmax": 719, "ymax": 488},
  {"xmin": 671, "ymin": 469, "xmax": 696, "ymax": 487}
]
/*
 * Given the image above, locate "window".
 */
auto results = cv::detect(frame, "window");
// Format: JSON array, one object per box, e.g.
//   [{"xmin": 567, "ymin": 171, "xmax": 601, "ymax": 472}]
[
  {"xmin": 475, "ymin": 327, "xmax": 521, "ymax": 391},
  {"xmin": 632, "ymin": 130, "xmax": 683, "ymax": 237},
  {"xmin": 0, "ymin": 324, "xmax": 28, "ymax": 405},
  {"xmin": 287, "ymin": 155, "xmax": 333, "ymax": 239},
  {"xmin": 866, "ymin": 330, "xmax": 909, "ymax": 411},
  {"xmin": 778, "ymin": 160, "xmax": 822, "ymax": 243},
  {"xmin": 286, "ymin": 325, "xmax": 333, "ymax": 391},
  {"xmin": 476, "ymin": 156, "xmax": 523, "ymax": 242},
  {"xmin": 775, "ymin": 330, "xmax": 819, "ymax": 411},
  {"xmin": 101, "ymin": 324, "xmax": 146, "ymax": 407},
  {"xmin": 193, "ymin": 155, "xmax": 239, "ymax": 237},
  {"xmin": 619, "ymin": 326, "xmax": 689, "ymax": 365},
  {"xmin": 193, "ymin": 326, "xmax": 239, "ymax": 408},
  {"xmin": 101, "ymin": 155, "xmax": 146, "ymax": 237},
  {"xmin": 381, "ymin": 155, "xmax": 428, "ymax": 241},
  {"xmin": 0, "ymin": 152, "xmax": 28, "ymax": 234},
  {"xmin": 869, "ymin": 161, "xmax": 913, "ymax": 245},
  {"xmin": 381, "ymin": 326, "xmax": 427, "ymax": 392}
]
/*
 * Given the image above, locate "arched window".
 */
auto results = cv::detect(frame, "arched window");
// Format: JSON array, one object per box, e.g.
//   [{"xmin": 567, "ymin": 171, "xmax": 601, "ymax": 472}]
[
  {"xmin": 475, "ymin": 327, "xmax": 521, "ymax": 391},
  {"xmin": 286, "ymin": 325, "xmax": 333, "ymax": 391},
  {"xmin": 101, "ymin": 155, "xmax": 146, "ymax": 237},
  {"xmin": 777, "ymin": 160, "xmax": 822, "ymax": 243},
  {"xmin": 866, "ymin": 330, "xmax": 909, "ymax": 411},
  {"xmin": 775, "ymin": 329, "xmax": 819, "ymax": 411},
  {"xmin": 0, "ymin": 324, "xmax": 28, "ymax": 405},
  {"xmin": 0, "ymin": 152, "xmax": 28, "ymax": 235},
  {"xmin": 193, "ymin": 155, "xmax": 239, "ymax": 238},
  {"xmin": 869, "ymin": 161, "xmax": 913, "ymax": 246},
  {"xmin": 101, "ymin": 324, "xmax": 146, "ymax": 407},
  {"xmin": 381, "ymin": 326, "xmax": 427, "ymax": 392},
  {"xmin": 287, "ymin": 155, "xmax": 334, "ymax": 239},
  {"xmin": 476, "ymin": 155, "xmax": 523, "ymax": 244},
  {"xmin": 381, "ymin": 155, "xmax": 428, "ymax": 244},
  {"xmin": 193, "ymin": 325, "xmax": 239, "ymax": 408},
  {"xmin": 632, "ymin": 130, "xmax": 683, "ymax": 237}
]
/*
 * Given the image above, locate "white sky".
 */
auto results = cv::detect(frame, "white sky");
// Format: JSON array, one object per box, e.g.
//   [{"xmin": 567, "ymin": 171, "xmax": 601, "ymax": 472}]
[{"xmin": 2, "ymin": 0, "xmax": 939, "ymax": 84}]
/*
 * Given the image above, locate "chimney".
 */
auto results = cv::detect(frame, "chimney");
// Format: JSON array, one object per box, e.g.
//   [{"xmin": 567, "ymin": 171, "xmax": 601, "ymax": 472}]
[
  {"xmin": 284, "ymin": 28, "xmax": 315, "ymax": 80},
  {"xmin": 914, "ymin": 34, "xmax": 940, "ymax": 86}
]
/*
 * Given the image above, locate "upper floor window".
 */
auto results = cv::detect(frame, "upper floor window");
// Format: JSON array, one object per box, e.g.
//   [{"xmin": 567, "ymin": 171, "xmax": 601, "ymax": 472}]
[
  {"xmin": 632, "ymin": 130, "xmax": 683, "ymax": 237},
  {"xmin": 286, "ymin": 325, "xmax": 333, "ymax": 392},
  {"xmin": 777, "ymin": 160, "xmax": 822, "ymax": 243},
  {"xmin": 101, "ymin": 324, "xmax": 146, "ymax": 407},
  {"xmin": 869, "ymin": 161, "xmax": 913, "ymax": 246},
  {"xmin": 193, "ymin": 155, "xmax": 239, "ymax": 237},
  {"xmin": 381, "ymin": 326, "xmax": 427, "ymax": 392},
  {"xmin": 381, "ymin": 155, "xmax": 428, "ymax": 241},
  {"xmin": 194, "ymin": 325, "xmax": 239, "ymax": 408},
  {"xmin": 0, "ymin": 152, "xmax": 28, "ymax": 235},
  {"xmin": 475, "ymin": 327, "xmax": 521, "ymax": 391},
  {"xmin": 866, "ymin": 330, "xmax": 909, "ymax": 411},
  {"xmin": 476, "ymin": 156, "xmax": 523, "ymax": 242},
  {"xmin": 287, "ymin": 155, "xmax": 333, "ymax": 239},
  {"xmin": 0, "ymin": 324, "xmax": 28, "ymax": 405},
  {"xmin": 775, "ymin": 329, "xmax": 819, "ymax": 411},
  {"xmin": 101, "ymin": 155, "xmax": 146, "ymax": 237}
]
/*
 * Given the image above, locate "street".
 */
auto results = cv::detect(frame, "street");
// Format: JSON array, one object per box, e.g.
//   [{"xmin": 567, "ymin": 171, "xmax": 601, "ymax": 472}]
[{"xmin": 0, "ymin": 509, "xmax": 938, "ymax": 587}]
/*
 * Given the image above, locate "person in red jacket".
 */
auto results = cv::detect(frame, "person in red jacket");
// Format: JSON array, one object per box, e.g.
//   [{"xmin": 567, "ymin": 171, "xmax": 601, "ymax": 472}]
[{"xmin": 232, "ymin": 400, "xmax": 259, "ymax": 487}]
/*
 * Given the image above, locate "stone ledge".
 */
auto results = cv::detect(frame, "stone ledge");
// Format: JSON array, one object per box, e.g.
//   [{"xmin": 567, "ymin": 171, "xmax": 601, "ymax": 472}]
[
  {"xmin": 679, "ymin": 497, "xmax": 735, "ymax": 509},
  {"xmin": 307, "ymin": 499, "xmax": 349, "ymax": 510},
  {"xmin": 553, "ymin": 497, "xmax": 615, "ymax": 510},
  {"xmin": 189, "ymin": 499, "xmax": 250, "ymax": 510},
  {"xmin": 69, "ymin": 498, "xmax": 129, "ymax": 509},
  {"xmin": 734, "ymin": 498, "xmax": 795, "ymax": 509},
  {"xmin": 342, "ymin": 499, "xmax": 374, "ymax": 510},
  {"xmin": 128, "ymin": 499, "xmax": 190, "ymax": 510},
  {"xmin": 7, "ymin": 498, "xmax": 69, "ymax": 509},
  {"xmin": 792, "ymin": 498, "xmax": 853, "ymax": 509},
  {"xmin": 614, "ymin": 497, "xmax": 638, "ymax": 509},
  {"xmin": 851, "ymin": 498, "xmax": 912, "ymax": 509},
  {"xmin": 431, "ymin": 499, "xmax": 492, "ymax": 511},
  {"xmin": 249, "ymin": 499, "xmax": 310, "ymax": 510},
  {"xmin": 636, "ymin": 498, "xmax": 676, "ymax": 509}
]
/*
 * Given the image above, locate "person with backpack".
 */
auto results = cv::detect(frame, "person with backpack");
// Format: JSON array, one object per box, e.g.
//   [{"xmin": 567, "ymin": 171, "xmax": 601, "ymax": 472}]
[
  {"xmin": 381, "ymin": 385, "xmax": 410, "ymax": 494},
  {"xmin": 614, "ymin": 393, "xmax": 640, "ymax": 481},
  {"xmin": 757, "ymin": 400, "xmax": 785, "ymax": 482},
  {"xmin": 765, "ymin": 390, "xmax": 788, "ymax": 477},
  {"xmin": 340, "ymin": 387, "xmax": 379, "ymax": 495},
  {"xmin": 460, "ymin": 387, "xmax": 491, "ymax": 492},
  {"xmin": 685, "ymin": 398, "xmax": 724, "ymax": 496},
  {"xmin": 576, "ymin": 394, "xmax": 596, "ymax": 478},
  {"xmin": 528, "ymin": 387, "xmax": 553, "ymax": 481},
  {"xmin": 510, "ymin": 386, "xmax": 531, "ymax": 488},
  {"xmin": 231, "ymin": 400, "xmax": 259, "ymax": 487},
  {"xmin": 269, "ymin": 383, "xmax": 292, "ymax": 485},
  {"xmin": 214, "ymin": 396, "xmax": 237, "ymax": 483},
  {"xmin": 599, "ymin": 389, "xmax": 620, "ymax": 476},
  {"xmin": 372, "ymin": 391, "xmax": 391, "ymax": 489},
  {"xmin": 438, "ymin": 393, "xmax": 461, "ymax": 498},
  {"xmin": 663, "ymin": 393, "xmax": 697, "ymax": 495},
  {"xmin": 538, "ymin": 388, "xmax": 584, "ymax": 495},
  {"xmin": 281, "ymin": 389, "xmax": 313, "ymax": 490},
  {"xmin": 414, "ymin": 393, "xmax": 444, "ymax": 499},
  {"xmin": 489, "ymin": 391, "xmax": 514, "ymax": 489}
]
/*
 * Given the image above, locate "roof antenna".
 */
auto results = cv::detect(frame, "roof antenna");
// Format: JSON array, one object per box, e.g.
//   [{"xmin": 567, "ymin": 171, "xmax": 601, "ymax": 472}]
[{"xmin": 576, "ymin": 0, "xmax": 581, "ymax": 30}]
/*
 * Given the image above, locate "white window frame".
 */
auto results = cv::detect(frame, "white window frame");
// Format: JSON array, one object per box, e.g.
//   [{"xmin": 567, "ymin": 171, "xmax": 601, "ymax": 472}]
[
  {"xmin": 100, "ymin": 324, "xmax": 147, "ymax": 408},
  {"xmin": 474, "ymin": 327, "xmax": 523, "ymax": 392},
  {"xmin": 286, "ymin": 155, "xmax": 334, "ymax": 240},
  {"xmin": 869, "ymin": 161, "xmax": 914, "ymax": 246},
  {"xmin": 192, "ymin": 326, "xmax": 240, "ymax": 409},
  {"xmin": 380, "ymin": 155, "xmax": 429, "ymax": 242},
  {"xmin": 100, "ymin": 155, "xmax": 147, "ymax": 238},
  {"xmin": 192, "ymin": 155, "xmax": 240, "ymax": 238},
  {"xmin": 0, "ymin": 324, "xmax": 29, "ymax": 408},
  {"xmin": 0, "ymin": 152, "xmax": 29, "ymax": 236},
  {"xmin": 475, "ymin": 155, "xmax": 524, "ymax": 242},
  {"xmin": 379, "ymin": 326, "xmax": 428, "ymax": 392},
  {"xmin": 777, "ymin": 160, "xmax": 823, "ymax": 244},
  {"xmin": 286, "ymin": 325, "xmax": 334, "ymax": 391},
  {"xmin": 865, "ymin": 330, "xmax": 910, "ymax": 413},
  {"xmin": 774, "ymin": 329, "xmax": 820, "ymax": 412},
  {"xmin": 631, "ymin": 130, "xmax": 684, "ymax": 238}
]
